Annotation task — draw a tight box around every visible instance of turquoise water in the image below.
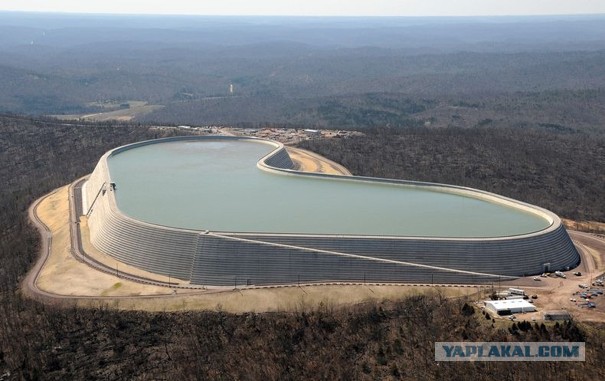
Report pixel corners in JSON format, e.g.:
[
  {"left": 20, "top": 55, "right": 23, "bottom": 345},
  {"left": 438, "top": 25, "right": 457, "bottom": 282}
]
[{"left": 107, "top": 139, "right": 551, "bottom": 237}]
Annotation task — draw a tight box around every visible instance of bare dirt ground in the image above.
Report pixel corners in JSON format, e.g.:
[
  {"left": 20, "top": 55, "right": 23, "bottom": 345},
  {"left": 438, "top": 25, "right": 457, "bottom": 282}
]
[
  {"left": 54, "top": 101, "right": 163, "bottom": 122},
  {"left": 562, "top": 218, "right": 605, "bottom": 235},
  {"left": 488, "top": 231, "right": 605, "bottom": 322},
  {"left": 32, "top": 187, "right": 170, "bottom": 297},
  {"left": 79, "top": 285, "right": 470, "bottom": 313},
  {"left": 286, "top": 146, "right": 352, "bottom": 175}
]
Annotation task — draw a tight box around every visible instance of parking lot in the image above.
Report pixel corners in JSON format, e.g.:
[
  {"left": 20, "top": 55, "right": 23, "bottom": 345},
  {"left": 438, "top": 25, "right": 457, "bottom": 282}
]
[{"left": 493, "top": 231, "right": 605, "bottom": 321}]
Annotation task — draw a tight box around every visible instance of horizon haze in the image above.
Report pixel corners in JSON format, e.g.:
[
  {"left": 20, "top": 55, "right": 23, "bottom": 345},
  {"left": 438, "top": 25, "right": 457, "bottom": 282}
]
[{"left": 1, "top": 0, "right": 605, "bottom": 17}]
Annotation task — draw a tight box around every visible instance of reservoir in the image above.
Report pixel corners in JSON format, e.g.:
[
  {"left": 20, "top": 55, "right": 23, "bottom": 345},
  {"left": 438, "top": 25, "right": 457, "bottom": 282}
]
[{"left": 106, "top": 139, "right": 551, "bottom": 237}]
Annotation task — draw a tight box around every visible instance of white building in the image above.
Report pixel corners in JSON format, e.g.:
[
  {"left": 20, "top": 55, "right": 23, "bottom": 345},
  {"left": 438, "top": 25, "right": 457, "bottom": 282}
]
[
  {"left": 304, "top": 129, "right": 321, "bottom": 136},
  {"left": 484, "top": 299, "right": 536, "bottom": 316}
]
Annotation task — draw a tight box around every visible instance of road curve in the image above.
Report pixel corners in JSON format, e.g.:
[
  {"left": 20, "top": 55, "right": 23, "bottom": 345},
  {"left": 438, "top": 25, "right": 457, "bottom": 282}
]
[
  {"left": 23, "top": 190, "right": 57, "bottom": 302},
  {"left": 569, "top": 231, "right": 605, "bottom": 275},
  {"left": 24, "top": 179, "right": 208, "bottom": 304},
  {"left": 286, "top": 146, "right": 352, "bottom": 176},
  {"left": 68, "top": 178, "right": 199, "bottom": 289}
]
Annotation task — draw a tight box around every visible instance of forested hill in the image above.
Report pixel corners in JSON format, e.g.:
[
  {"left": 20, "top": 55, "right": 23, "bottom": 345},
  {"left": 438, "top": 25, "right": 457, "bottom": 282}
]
[
  {"left": 0, "top": 13, "right": 604, "bottom": 125},
  {"left": 298, "top": 126, "right": 605, "bottom": 223},
  {"left": 0, "top": 116, "right": 177, "bottom": 289}
]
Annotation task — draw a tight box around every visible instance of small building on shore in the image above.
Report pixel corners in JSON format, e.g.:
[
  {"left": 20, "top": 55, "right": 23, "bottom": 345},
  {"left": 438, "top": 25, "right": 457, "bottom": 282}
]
[{"left": 485, "top": 299, "right": 536, "bottom": 316}]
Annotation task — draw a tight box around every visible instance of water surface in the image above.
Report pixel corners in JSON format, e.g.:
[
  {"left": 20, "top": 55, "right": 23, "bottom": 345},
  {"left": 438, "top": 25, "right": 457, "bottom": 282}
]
[{"left": 107, "top": 140, "right": 550, "bottom": 237}]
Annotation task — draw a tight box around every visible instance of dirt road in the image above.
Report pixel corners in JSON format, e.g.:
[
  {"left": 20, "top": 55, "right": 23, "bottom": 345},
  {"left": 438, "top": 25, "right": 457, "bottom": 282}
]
[{"left": 286, "top": 147, "right": 351, "bottom": 175}]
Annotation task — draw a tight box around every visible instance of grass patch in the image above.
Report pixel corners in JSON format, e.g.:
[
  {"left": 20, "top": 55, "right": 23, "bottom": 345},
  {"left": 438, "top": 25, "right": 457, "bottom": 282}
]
[{"left": 101, "top": 282, "right": 123, "bottom": 296}]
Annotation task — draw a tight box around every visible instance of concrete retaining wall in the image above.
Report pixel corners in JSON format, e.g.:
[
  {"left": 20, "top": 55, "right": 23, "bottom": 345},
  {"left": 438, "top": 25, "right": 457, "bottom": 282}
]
[{"left": 83, "top": 136, "right": 580, "bottom": 286}]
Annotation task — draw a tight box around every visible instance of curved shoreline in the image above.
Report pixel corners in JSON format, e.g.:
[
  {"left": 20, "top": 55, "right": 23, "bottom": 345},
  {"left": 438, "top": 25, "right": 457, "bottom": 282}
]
[
  {"left": 99, "top": 136, "right": 560, "bottom": 240},
  {"left": 82, "top": 136, "right": 580, "bottom": 286}
]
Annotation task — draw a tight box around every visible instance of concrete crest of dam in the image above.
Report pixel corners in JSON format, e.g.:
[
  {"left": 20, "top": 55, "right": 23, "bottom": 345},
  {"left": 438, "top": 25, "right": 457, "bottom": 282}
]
[{"left": 82, "top": 136, "right": 580, "bottom": 286}]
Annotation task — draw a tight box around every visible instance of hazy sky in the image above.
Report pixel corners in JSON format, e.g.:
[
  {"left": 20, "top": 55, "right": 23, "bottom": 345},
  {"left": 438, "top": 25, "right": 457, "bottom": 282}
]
[{"left": 1, "top": 0, "right": 605, "bottom": 17}]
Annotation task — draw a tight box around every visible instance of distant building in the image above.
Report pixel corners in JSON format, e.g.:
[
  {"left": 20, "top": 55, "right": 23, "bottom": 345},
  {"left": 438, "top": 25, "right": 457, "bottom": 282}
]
[
  {"left": 304, "top": 129, "right": 320, "bottom": 136},
  {"left": 484, "top": 299, "right": 536, "bottom": 316},
  {"left": 543, "top": 310, "right": 572, "bottom": 321}
]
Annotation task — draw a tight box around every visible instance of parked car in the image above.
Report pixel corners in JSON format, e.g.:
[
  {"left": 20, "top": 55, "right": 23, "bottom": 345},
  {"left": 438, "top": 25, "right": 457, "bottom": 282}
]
[{"left": 573, "top": 271, "right": 582, "bottom": 276}]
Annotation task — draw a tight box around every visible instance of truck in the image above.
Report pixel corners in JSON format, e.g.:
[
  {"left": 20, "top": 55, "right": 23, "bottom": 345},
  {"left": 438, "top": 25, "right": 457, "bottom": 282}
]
[
  {"left": 506, "top": 295, "right": 525, "bottom": 300},
  {"left": 555, "top": 271, "right": 566, "bottom": 278},
  {"left": 508, "top": 288, "right": 525, "bottom": 296}
]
